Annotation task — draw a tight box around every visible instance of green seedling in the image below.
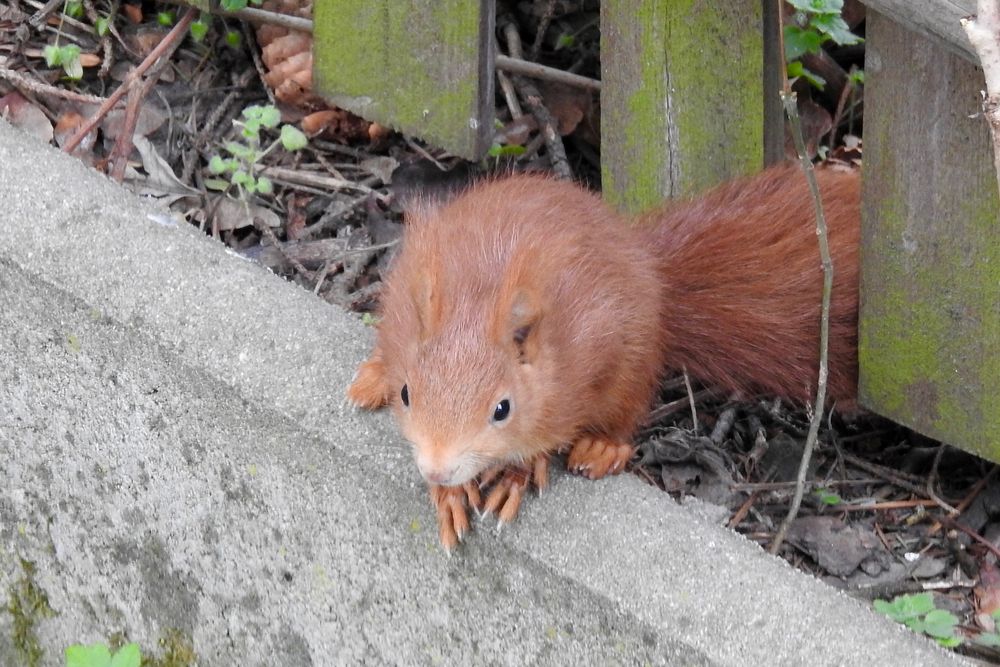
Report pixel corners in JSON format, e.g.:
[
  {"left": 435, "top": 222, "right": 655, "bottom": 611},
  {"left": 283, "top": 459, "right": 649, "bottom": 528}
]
[
  {"left": 207, "top": 104, "right": 308, "bottom": 200},
  {"left": 43, "top": 43, "right": 83, "bottom": 80},
  {"left": 224, "top": 30, "right": 242, "bottom": 48},
  {"left": 814, "top": 488, "right": 841, "bottom": 505},
  {"left": 784, "top": 0, "right": 862, "bottom": 90},
  {"left": 156, "top": 11, "right": 175, "bottom": 26},
  {"left": 65, "top": 642, "right": 141, "bottom": 667},
  {"left": 64, "top": 0, "right": 84, "bottom": 18},
  {"left": 874, "top": 592, "right": 963, "bottom": 648},
  {"left": 220, "top": 0, "right": 263, "bottom": 11},
  {"left": 487, "top": 143, "right": 526, "bottom": 158},
  {"left": 94, "top": 16, "right": 110, "bottom": 37},
  {"left": 189, "top": 17, "right": 210, "bottom": 42}
]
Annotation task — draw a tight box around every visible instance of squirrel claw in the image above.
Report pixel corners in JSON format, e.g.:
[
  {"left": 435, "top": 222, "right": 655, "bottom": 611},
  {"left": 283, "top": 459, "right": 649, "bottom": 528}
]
[
  {"left": 430, "top": 483, "right": 473, "bottom": 551},
  {"left": 566, "top": 436, "right": 634, "bottom": 480}
]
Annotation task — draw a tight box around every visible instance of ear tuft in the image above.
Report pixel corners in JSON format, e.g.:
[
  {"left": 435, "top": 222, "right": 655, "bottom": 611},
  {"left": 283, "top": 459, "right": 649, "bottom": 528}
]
[{"left": 507, "top": 289, "right": 542, "bottom": 363}]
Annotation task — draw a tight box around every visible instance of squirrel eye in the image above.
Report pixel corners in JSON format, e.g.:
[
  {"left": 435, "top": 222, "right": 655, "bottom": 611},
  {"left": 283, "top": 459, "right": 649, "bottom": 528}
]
[
  {"left": 400, "top": 384, "right": 410, "bottom": 407},
  {"left": 492, "top": 398, "right": 511, "bottom": 423}
]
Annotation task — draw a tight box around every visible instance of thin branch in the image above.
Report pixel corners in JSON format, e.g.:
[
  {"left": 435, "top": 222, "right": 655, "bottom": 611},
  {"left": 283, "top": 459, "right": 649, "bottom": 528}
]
[
  {"left": 962, "top": 0, "right": 1000, "bottom": 197},
  {"left": 62, "top": 9, "right": 197, "bottom": 155},
  {"left": 768, "top": 90, "right": 834, "bottom": 556}
]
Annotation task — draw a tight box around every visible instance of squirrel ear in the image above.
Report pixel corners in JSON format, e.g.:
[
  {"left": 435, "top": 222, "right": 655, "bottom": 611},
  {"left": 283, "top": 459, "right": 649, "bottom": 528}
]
[
  {"left": 506, "top": 288, "right": 542, "bottom": 363},
  {"left": 410, "top": 263, "right": 443, "bottom": 341}
]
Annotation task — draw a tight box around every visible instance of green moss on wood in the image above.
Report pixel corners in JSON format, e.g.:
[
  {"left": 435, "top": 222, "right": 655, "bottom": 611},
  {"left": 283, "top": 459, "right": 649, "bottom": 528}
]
[
  {"left": 859, "top": 14, "right": 1000, "bottom": 461},
  {"left": 602, "top": 0, "right": 764, "bottom": 213},
  {"left": 313, "top": 0, "right": 490, "bottom": 159}
]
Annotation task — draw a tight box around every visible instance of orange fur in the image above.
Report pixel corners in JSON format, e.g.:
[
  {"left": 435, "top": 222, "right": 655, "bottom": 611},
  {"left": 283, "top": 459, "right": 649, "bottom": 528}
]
[
  {"left": 644, "top": 163, "right": 860, "bottom": 404},
  {"left": 348, "top": 164, "right": 861, "bottom": 537}
]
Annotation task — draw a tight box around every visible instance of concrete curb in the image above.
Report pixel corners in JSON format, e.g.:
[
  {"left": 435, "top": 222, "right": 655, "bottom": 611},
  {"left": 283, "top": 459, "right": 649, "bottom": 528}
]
[{"left": 0, "top": 120, "right": 959, "bottom": 665}]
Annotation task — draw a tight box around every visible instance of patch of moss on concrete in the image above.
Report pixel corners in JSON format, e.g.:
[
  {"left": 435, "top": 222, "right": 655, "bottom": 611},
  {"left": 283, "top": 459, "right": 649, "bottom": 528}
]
[
  {"left": 6, "top": 558, "right": 54, "bottom": 667},
  {"left": 140, "top": 628, "right": 196, "bottom": 667}
]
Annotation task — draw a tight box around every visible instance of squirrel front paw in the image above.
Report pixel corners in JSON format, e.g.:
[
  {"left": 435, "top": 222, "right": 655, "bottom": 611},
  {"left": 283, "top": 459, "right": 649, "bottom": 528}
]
[
  {"left": 429, "top": 481, "right": 482, "bottom": 551},
  {"left": 566, "top": 436, "right": 634, "bottom": 479},
  {"left": 347, "top": 349, "right": 390, "bottom": 409},
  {"left": 480, "top": 455, "right": 550, "bottom": 525}
]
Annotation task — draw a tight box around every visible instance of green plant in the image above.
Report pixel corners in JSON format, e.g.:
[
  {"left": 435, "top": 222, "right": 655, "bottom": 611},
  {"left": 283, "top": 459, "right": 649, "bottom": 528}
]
[
  {"left": 874, "top": 592, "right": 963, "bottom": 648},
  {"left": 43, "top": 43, "right": 82, "bottom": 80},
  {"left": 189, "top": 17, "right": 210, "bottom": 42},
  {"left": 65, "top": 642, "right": 141, "bottom": 667},
  {"left": 814, "top": 488, "right": 841, "bottom": 505},
  {"left": 156, "top": 11, "right": 175, "bottom": 27},
  {"left": 784, "top": 0, "right": 862, "bottom": 90},
  {"left": 94, "top": 16, "right": 110, "bottom": 37},
  {"left": 64, "top": 0, "right": 83, "bottom": 18},
  {"left": 220, "top": 0, "right": 262, "bottom": 11},
  {"left": 487, "top": 143, "right": 526, "bottom": 159},
  {"left": 207, "top": 104, "right": 308, "bottom": 198},
  {"left": 224, "top": 30, "right": 242, "bottom": 48}
]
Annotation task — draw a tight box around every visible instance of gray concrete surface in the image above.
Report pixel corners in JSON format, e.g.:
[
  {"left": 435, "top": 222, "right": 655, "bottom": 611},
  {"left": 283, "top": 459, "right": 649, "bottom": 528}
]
[{"left": 0, "top": 119, "right": 960, "bottom": 665}]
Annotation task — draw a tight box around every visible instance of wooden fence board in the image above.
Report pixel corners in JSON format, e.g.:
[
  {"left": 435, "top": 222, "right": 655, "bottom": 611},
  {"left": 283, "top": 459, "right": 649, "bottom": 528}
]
[
  {"left": 600, "top": 0, "right": 765, "bottom": 212},
  {"left": 859, "top": 12, "right": 1000, "bottom": 460},
  {"left": 859, "top": 0, "right": 977, "bottom": 64},
  {"left": 312, "top": 0, "right": 495, "bottom": 160}
]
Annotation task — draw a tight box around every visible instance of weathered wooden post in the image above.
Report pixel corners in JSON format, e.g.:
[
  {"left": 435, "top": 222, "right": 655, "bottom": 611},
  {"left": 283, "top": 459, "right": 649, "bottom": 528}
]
[{"left": 859, "top": 3, "right": 1000, "bottom": 459}]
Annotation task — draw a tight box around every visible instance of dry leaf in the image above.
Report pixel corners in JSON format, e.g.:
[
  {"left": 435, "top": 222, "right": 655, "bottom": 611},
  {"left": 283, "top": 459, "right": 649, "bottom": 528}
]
[
  {"left": 209, "top": 195, "right": 281, "bottom": 231},
  {"left": 0, "top": 92, "right": 53, "bottom": 143}
]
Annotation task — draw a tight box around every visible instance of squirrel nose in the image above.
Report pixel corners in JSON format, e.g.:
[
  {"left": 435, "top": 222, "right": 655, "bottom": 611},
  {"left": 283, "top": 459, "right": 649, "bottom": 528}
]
[{"left": 417, "top": 458, "right": 458, "bottom": 486}]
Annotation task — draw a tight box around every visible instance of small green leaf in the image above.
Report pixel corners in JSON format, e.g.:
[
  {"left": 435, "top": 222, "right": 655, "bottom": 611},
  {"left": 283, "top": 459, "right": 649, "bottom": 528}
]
[
  {"left": 810, "top": 13, "right": 862, "bottom": 46},
  {"left": 205, "top": 178, "right": 230, "bottom": 191},
  {"left": 61, "top": 45, "right": 83, "bottom": 80},
  {"left": 279, "top": 124, "right": 307, "bottom": 150},
  {"left": 208, "top": 155, "right": 228, "bottom": 174},
  {"left": 189, "top": 17, "right": 210, "bottom": 42},
  {"left": 848, "top": 69, "right": 865, "bottom": 85},
  {"left": 258, "top": 106, "right": 281, "bottom": 129},
  {"left": 487, "top": 144, "right": 527, "bottom": 158},
  {"left": 786, "top": 0, "right": 842, "bottom": 13},
  {"left": 815, "top": 489, "right": 842, "bottom": 505},
  {"left": 66, "top": 643, "right": 112, "bottom": 667},
  {"left": 224, "top": 30, "right": 242, "bottom": 48},
  {"left": 976, "top": 632, "right": 1000, "bottom": 647},
  {"left": 109, "top": 643, "right": 141, "bottom": 667},
  {"left": 255, "top": 176, "right": 273, "bottom": 195},
  {"left": 156, "top": 11, "right": 175, "bottom": 26},
  {"left": 936, "top": 635, "right": 963, "bottom": 648},
  {"left": 224, "top": 141, "right": 255, "bottom": 161},
  {"left": 231, "top": 170, "right": 253, "bottom": 188},
  {"left": 64, "top": 0, "right": 84, "bottom": 18},
  {"left": 95, "top": 16, "right": 109, "bottom": 36},
  {"left": 219, "top": 0, "right": 247, "bottom": 10},
  {"left": 787, "top": 61, "right": 826, "bottom": 90},
  {"left": 922, "top": 609, "right": 959, "bottom": 639},
  {"left": 555, "top": 34, "right": 575, "bottom": 50},
  {"left": 43, "top": 44, "right": 62, "bottom": 67},
  {"left": 783, "top": 25, "right": 826, "bottom": 59}
]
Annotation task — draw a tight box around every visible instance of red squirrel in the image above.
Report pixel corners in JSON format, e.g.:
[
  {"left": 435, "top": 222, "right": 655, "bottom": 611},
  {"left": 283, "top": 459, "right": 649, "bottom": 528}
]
[{"left": 348, "top": 163, "right": 861, "bottom": 548}]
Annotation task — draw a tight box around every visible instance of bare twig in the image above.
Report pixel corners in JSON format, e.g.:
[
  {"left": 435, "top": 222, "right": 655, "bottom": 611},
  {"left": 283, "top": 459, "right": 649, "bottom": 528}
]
[
  {"left": 962, "top": 0, "right": 1000, "bottom": 195},
  {"left": 501, "top": 20, "right": 572, "bottom": 180},
  {"left": 0, "top": 68, "right": 106, "bottom": 104},
  {"left": 496, "top": 55, "right": 601, "bottom": 93},
  {"left": 682, "top": 366, "right": 699, "bottom": 432},
  {"left": 769, "top": 90, "right": 834, "bottom": 556},
  {"left": 62, "top": 9, "right": 197, "bottom": 155}
]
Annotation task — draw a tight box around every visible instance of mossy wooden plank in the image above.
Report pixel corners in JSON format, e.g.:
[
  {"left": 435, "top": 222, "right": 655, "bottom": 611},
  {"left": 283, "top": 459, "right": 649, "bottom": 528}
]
[
  {"left": 859, "top": 12, "right": 1000, "bottom": 460},
  {"left": 312, "top": 0, "right": 494, "bottom": 160},
  {"left": 600, "top": 0, "right": 766, "bottom": 213}
]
